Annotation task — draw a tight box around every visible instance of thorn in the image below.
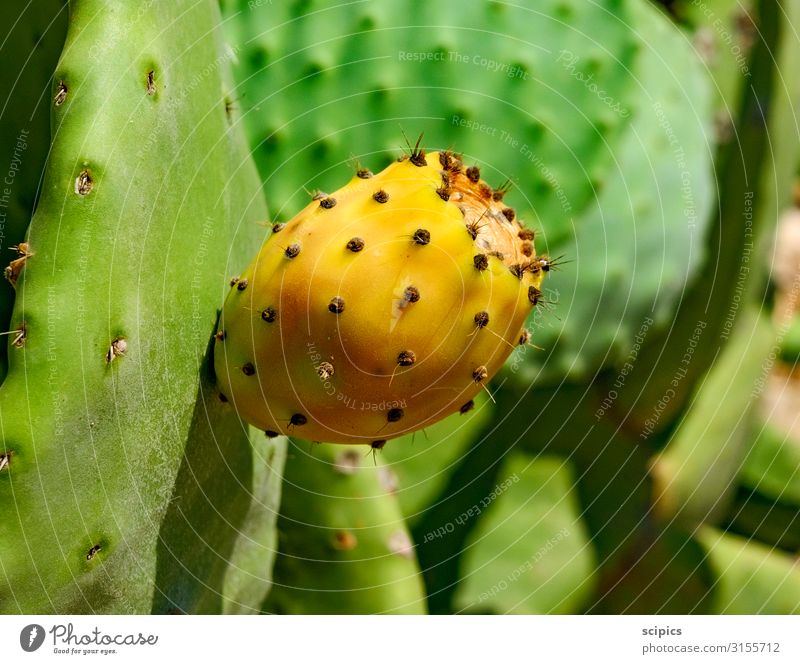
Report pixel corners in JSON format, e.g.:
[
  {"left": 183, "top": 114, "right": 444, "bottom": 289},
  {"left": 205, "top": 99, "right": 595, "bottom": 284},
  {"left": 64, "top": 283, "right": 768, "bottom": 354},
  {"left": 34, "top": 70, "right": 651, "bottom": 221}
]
[
  {"left": 75, "top": 169, "right": 93, "bottom": 196},
  {"left": 474, "top": 311, "right": 490, "bottom": 328},
  {"left": 397, "top": 350, "right": 416, "bottom": 366},
  {"left": 370, "top": 439, "right": 386, "bottom": 463},
  {"left": 403, "top": 286, "right": 420, "bottom": 303},
  {"left": 346, "top": 237, "right": 365, "bottom": 252},
  {"left": 401, "top": 129, "right": 426, "bottom": 166},
  {"left": 485, "top": 326, "right": 516, "bottom": 350},
  {"left": 539, "top": 254, "right": 570, "bottom": 272},
  {"left": 388, "top": 364, "right": 399, "bottom": 387},
  {"left": 492, "top": 178, "right": 513, "bottom": 201},
  {"left": 473, "top": 254, "right": 489, "bottom": 271},
  {"left": 5, "top": 243, "right": 32, "bottom": 287},
  {"left": 472, "top": 365, "right": 488, "bottom": 382},
  {"left": 328, "top": 296, "right": 345, "bottom": 314},
  {"left": 106, "top": 337, "right": 127, "bottom": 364},
  {"left": 54, "top": 80, "right": 68, "bottom": 106},
  {"left": 412, "top": 228, "right": 431, "bottom": 245},
  {"left": 290, "top": 413, "right": 307, "bottom": 426},
  {"left": 465, "top": 165, "right": 480, "bottom": 183},
  {"left": 146, "top": 70, "right": 156, "bottom": 96}
]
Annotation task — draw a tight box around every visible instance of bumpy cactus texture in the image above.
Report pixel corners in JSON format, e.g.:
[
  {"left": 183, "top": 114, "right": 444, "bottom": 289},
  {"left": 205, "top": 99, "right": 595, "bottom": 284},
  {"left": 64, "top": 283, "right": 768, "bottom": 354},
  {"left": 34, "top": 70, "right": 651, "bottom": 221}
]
[
  {"left": 216, "top": 150, "right": 544, "bottom": 444},
  {"left": 264, "top": 440, "right": 426, "bottom": 614},
  {"left": 221, "top": 0, "right": 714, "bottom": 382},
  {"left": 0, "top": 0, "right": 269, "bottom": 612}
]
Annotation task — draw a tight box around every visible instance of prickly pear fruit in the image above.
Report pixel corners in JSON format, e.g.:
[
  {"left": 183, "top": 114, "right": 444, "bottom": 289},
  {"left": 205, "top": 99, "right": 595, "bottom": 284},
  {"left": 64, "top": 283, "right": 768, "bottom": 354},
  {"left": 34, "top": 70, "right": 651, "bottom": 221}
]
[{"left": 216, "top": 148, "right": 546, "bottom": 445}]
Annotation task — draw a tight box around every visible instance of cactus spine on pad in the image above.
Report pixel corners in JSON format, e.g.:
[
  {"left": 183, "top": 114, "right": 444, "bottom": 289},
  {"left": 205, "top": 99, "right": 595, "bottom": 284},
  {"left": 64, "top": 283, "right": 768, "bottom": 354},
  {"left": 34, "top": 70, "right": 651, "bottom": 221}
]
[
  {"left": 264, "top": 440, "right": 427, "bottom": 614},
  {"left": 215, "top": 149, "right": 545, "bottom": 444},
  {"left": 0, "top": 0, "right": 268, "bottom": 612}
]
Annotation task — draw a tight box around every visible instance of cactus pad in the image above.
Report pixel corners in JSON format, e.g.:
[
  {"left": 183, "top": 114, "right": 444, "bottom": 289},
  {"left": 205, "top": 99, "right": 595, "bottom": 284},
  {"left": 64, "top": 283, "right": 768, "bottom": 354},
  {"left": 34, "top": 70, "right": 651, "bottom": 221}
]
[
  {"left": 0, "top": 0, "right": 267, "bottom": 612},
  {"left": 264, "top": 439, "right": 426, "bottom": 614}
]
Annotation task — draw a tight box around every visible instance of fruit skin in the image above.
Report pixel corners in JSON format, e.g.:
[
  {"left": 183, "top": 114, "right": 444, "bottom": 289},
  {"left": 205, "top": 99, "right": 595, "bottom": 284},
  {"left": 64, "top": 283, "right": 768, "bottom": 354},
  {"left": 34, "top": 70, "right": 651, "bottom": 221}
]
[
  {"left": 216, "top": 150, "right": 545, "bottom": 444},
  {"left": 264, "top": 439, "right": 426, "bottom": 614},
  {"left": 0, "top": 0, "right": 267, "bottom": 612}
]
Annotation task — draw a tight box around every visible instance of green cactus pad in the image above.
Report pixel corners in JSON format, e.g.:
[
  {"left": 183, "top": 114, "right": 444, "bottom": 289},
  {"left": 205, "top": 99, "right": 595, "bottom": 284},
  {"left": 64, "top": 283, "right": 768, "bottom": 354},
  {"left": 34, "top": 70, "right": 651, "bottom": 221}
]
[
  {"left": 740, "top": 418, "right": 800, "bottom": 506},
  {"left": 0, "top": 0, "right": 268, "bottom": 613},
  {"left": 264, "top": 440, "right": 427, "bottom": 614},
  {"left": 0, "top": 1, "right": 68, "bottom": 380},
  {"left": 650, "top": 309, "right": 776, "bottom": 524},
  {"left": 221, "top": 431, "right": 287, "bottom": 614},
  {"left": 453, "top": 454, "right": 594, "bottom": 614},
  {"left": 700, "top": 527, "right": 800, "bottom": 614}
]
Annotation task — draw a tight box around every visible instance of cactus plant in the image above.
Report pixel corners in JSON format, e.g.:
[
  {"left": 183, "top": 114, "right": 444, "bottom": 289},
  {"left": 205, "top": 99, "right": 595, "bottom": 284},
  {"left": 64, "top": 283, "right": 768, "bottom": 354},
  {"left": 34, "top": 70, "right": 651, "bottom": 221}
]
[
  {"left": 216, "top": 149, "right": 545, "bottom": 445},
  {"left": 264, "top": 439, "right": 426, "bottom": 614},
  {"left": 221, "top": 0, "right": 714, "bottom": 383},
  {"left": 0, "top": 0, "right": 796, "bottom": 619},
  {"left": 649, "top": 308, "right": 776, "bottom": 524},
  {"left": 0, "top": 0, "right": 271, "bottom": 613},
  {"left": 700, "top": 528, "right": 800, "bottom": 614},
  {"left": 0, "top": 1, "right": 68, "bottom": 380},
  {"left": 454, "top": 454, "right": 595, "bottom": 614}
]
